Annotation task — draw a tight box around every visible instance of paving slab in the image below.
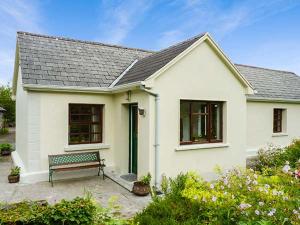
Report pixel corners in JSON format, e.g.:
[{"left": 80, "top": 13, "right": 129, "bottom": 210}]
[{"left": 0, "top": 156, "right": 150, "bottom": 218}]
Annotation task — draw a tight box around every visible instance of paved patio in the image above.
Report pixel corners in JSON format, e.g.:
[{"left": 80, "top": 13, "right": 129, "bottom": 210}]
[{"left": 0, "top": 156, "right": 150, "bottom": 218}]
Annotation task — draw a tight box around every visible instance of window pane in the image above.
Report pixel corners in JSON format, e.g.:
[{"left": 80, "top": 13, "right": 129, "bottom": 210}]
[
  {"left": 70, "top": 124, "right": 90, "bottom": 133},
  {"left": 70, "top": 105, "right": 91, "bottom": 114},
  {"left": 211, "top": 103, "right": 222, "bottom": 141},
  {"left": 191, "top": 114, "right": 208, "bottom": 143},
  {"left": 91, "top": 124, "right": 100, "bottom": 133},
  {"left": 192, "top": 102, "right": 207, "bottom": 114},
  {"left": 69, "top": 104, "right": 103, "bottom": 144},
  {"left": 180, "top": 101, "right": 223, "bottom": 145},
  {"left": 91, "top": 133, "right": 101, "bottom": 142},
  {"left": 180, "top": 102, "right": 190, "bottom": 142},
  {"left": 91, "top": 114, "right": 99, "bottom": 122},
  {"left": 91, "top": 106, "right": 100, "bottom": 114},
  {"left": 273, "top": 109, "right": 283, "bottom": 133},
  {"left": 71, "top": 115, "right": 91, "bottom": 122},
  {"left": 69, "top": 134, "right": 90, "bottom": 144}
]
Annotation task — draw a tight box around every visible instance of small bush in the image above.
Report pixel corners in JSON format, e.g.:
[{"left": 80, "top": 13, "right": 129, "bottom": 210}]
[
  {"left": 0, "top": 127, "right": 9, "bottom": 135},
  {"left": 254, "top": 140, "right": 300, "bottom": 172},
  {"left": 134, "top": 168, "right": 300, "bottom": 225},
  {"left": 0, "top": 195, "right": 128, "bottom": 225},
  {"left": 0, "top": 143, "right": 12, "bottom": 152}
]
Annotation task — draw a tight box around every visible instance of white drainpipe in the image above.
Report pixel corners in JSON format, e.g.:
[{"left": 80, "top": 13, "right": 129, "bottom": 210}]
[{"left": 140, "top": 85, "right": 160, "bottom": 188}]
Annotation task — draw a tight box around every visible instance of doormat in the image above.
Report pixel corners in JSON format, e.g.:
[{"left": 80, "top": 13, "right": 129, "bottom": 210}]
[{"left": 120, "top": 173, "right": 137, "bottom": 182}]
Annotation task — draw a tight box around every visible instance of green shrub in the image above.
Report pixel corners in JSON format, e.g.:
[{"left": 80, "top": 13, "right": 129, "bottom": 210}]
[
  {"left": 0, "top": 143, "right": 12, "bottom": 152},
  {"left": 0, "top": 195, "right": 128, "bottom": 225},
  {"left": 134, "top": 168, "right": 300, "bottom": 225},
  {"left": 49, "top": 197, "right": 96, "bottom": 224},
  {"left": 0, "top": 127, "right": 9, "bottom": 135},
  {"left": 0, "top": 200, "right": 50, "bottom": 224},
  {"left": 254, "top": 140, "right": 300, "bottom": 172}
]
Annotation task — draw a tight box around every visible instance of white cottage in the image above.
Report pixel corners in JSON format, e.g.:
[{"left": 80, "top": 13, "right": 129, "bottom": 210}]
[{"left": 12, "top": 32, "right": 300, "bottom": 185}]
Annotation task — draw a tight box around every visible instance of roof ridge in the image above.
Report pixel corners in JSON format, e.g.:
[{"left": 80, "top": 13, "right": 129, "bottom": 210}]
[
  {"left": 17, "top": 31, "right": 155, "bottom": 53},
  {"left": 133, "top": 32, "right": 206, "bottom": 63},
  {"left": 235, "top": 63, "right": 295, "bottom": 74},
  {"left": 158, "top": 32, "right": 206, "bottom": 52}
]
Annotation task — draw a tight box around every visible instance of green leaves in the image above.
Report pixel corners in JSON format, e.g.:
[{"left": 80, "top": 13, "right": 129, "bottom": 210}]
[
  {"left": 134, "top": 168, "right": 300, "bottom": 225},
  {"left": 0, "top": 196, "right": 128, "bottom": 225},
  {"left": 0, "top": 143, "right": 12, "bottom": 152},
  {"left": 254, "top": 140, "right": 300, "bottom": 172},
  {"left": 0, "top": 85, "right": 15, "bottom": 124}
]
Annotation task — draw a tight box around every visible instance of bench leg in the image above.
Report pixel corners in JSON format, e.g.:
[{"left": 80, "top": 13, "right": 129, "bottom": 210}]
[
  {"left": 102, "top": 168, "right": 105, "bottom": 180},
  {"left": 98, "top": 167, "right": 105, "bottom": 180},
  {"left": 49, "top": 170, "right": 53, "bottom": 187}
]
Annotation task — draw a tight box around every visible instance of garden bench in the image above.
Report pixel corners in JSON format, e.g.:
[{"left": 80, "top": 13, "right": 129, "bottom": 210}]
[{"left": 48, "top": 151, "right": 105, "bottom": 187}]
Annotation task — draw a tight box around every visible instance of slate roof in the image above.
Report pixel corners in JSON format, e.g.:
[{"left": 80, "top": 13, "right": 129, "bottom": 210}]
[
  {"left": 116, "top": 33, "right": 205, "bottom": 85},
  {"left": 17, "top": 32, "right": 300, "bottom": 101},
  {"left": 17, "top": 32, "right": 152, "bottom": 87},
  {"left": 236, "top": 64, "right": 300, "bottom": 100}
]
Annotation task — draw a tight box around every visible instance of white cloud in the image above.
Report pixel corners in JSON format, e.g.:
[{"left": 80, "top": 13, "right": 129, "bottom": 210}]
[
  {"left": 214, "top": 0, "right": 300, "bottom": 36},
  {"left": 157, "top": 30, "right": 184, "bottom": 49},
  {"left": 0, "top": 0, "right": 43, "bottom": 85},
  {"left": 96, "top": 0, "right": 153, "bottom": 44},
  {"left": 157, "top": 0, "right": 300, "bottom": 48}
]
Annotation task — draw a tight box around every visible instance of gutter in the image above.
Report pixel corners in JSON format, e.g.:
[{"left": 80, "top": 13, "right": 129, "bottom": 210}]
[
  {"left": 23, "top": 84, "right": 110, "bottom": 94},
  {"left": 139, "top": 85, "right": 160, "bottom": 188},
  {"left": 23, "top": 81, "right": 143, "bottom": 94},
  {"left": 247, "top": 96, "right": 300, "bottom": 104}
]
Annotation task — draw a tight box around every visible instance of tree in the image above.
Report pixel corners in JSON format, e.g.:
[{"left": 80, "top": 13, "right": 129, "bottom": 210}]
[{"left": 0, "top": 84, "right": 15, "bottom": 124}]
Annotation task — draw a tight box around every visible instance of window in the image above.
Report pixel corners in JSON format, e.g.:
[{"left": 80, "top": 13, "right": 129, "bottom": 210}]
[
  {"left": 180, "top": 100, "right": 222, "bottom": 145},
  {"left": 69, "top": 104, "right": 103, "bottom": 145},
  {"left": 273, "top": 108, "right": 283, "bottom": 133}
]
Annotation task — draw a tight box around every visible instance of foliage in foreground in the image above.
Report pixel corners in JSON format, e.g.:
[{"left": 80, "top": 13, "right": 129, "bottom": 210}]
[
  {"left": 253, "top": 140, "right": 300, "bottom": 173},
  {"left": 0, "top": 195, "right": 128, "bottom": 225},
  {"left": 134, "top": 167, "right": 300, "bottom": 225}
]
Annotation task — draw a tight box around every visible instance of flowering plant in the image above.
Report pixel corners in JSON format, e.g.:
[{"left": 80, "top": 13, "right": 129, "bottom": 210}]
[
  {"left": 254, "top": 140, "right": 300, "bottom": 173},
  {"left": 181, "top": 168, "right": 300, "bottom": 224},
  {"left": 135, "top": 167, "right": 300, "bottom": 224}
]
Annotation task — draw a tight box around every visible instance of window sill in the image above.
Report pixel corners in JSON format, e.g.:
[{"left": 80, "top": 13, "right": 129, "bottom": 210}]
[
  {"left": 64, "top": 143, "right": 110, "bottom": 152},
  {"left": 272, "top": 133, "right": 288, "bottom": 137},
  {"left": 175, "top": 143, "right": 230, "bottom": 151}
]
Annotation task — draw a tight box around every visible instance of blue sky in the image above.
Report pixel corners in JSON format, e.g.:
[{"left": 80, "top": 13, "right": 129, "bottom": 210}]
[{"left": 1, "top": 0, "right": 300, "bottom": 85}]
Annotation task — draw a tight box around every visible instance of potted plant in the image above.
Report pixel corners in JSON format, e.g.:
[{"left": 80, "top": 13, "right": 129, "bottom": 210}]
[
  {"left": 8, "top": 166, "right": 20, "bottom": 183},
  {"left": 132, "top": 173, "right": 151, "bottom": 196},
  {"left": 0, "top": 143, "right": 12, "bottom": 156}
]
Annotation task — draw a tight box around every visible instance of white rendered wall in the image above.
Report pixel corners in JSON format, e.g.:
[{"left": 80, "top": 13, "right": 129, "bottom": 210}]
[
  {"left": 15, "top": 67, "right": 29, "bottom": 171},
  {"left": 247, "top": 101, "right": 300, "bottom": 155},
  {"left": 148, "top": 40, "right": 249, "bottom": 180}
]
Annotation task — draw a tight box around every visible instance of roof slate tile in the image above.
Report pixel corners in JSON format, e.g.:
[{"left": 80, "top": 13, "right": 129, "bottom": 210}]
[
  {"left": 236, "top": 64, "right": 300, "bottom": 100},
  {"left": 17, "top": 32, "right": 300, "bottom": 101},
  {"left": 18, "top": 32, "right": 152, "bottom": 88}
]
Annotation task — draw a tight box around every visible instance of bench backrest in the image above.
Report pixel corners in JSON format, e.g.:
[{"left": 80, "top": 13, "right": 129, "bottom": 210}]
[{"left": 48, "top": 151, "right": 100, "bottom": 167}]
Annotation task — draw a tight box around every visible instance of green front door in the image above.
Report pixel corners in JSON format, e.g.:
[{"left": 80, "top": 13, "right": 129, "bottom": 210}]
[{"left": 129, "top": 104, "right": 138, "bottom": 174}]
